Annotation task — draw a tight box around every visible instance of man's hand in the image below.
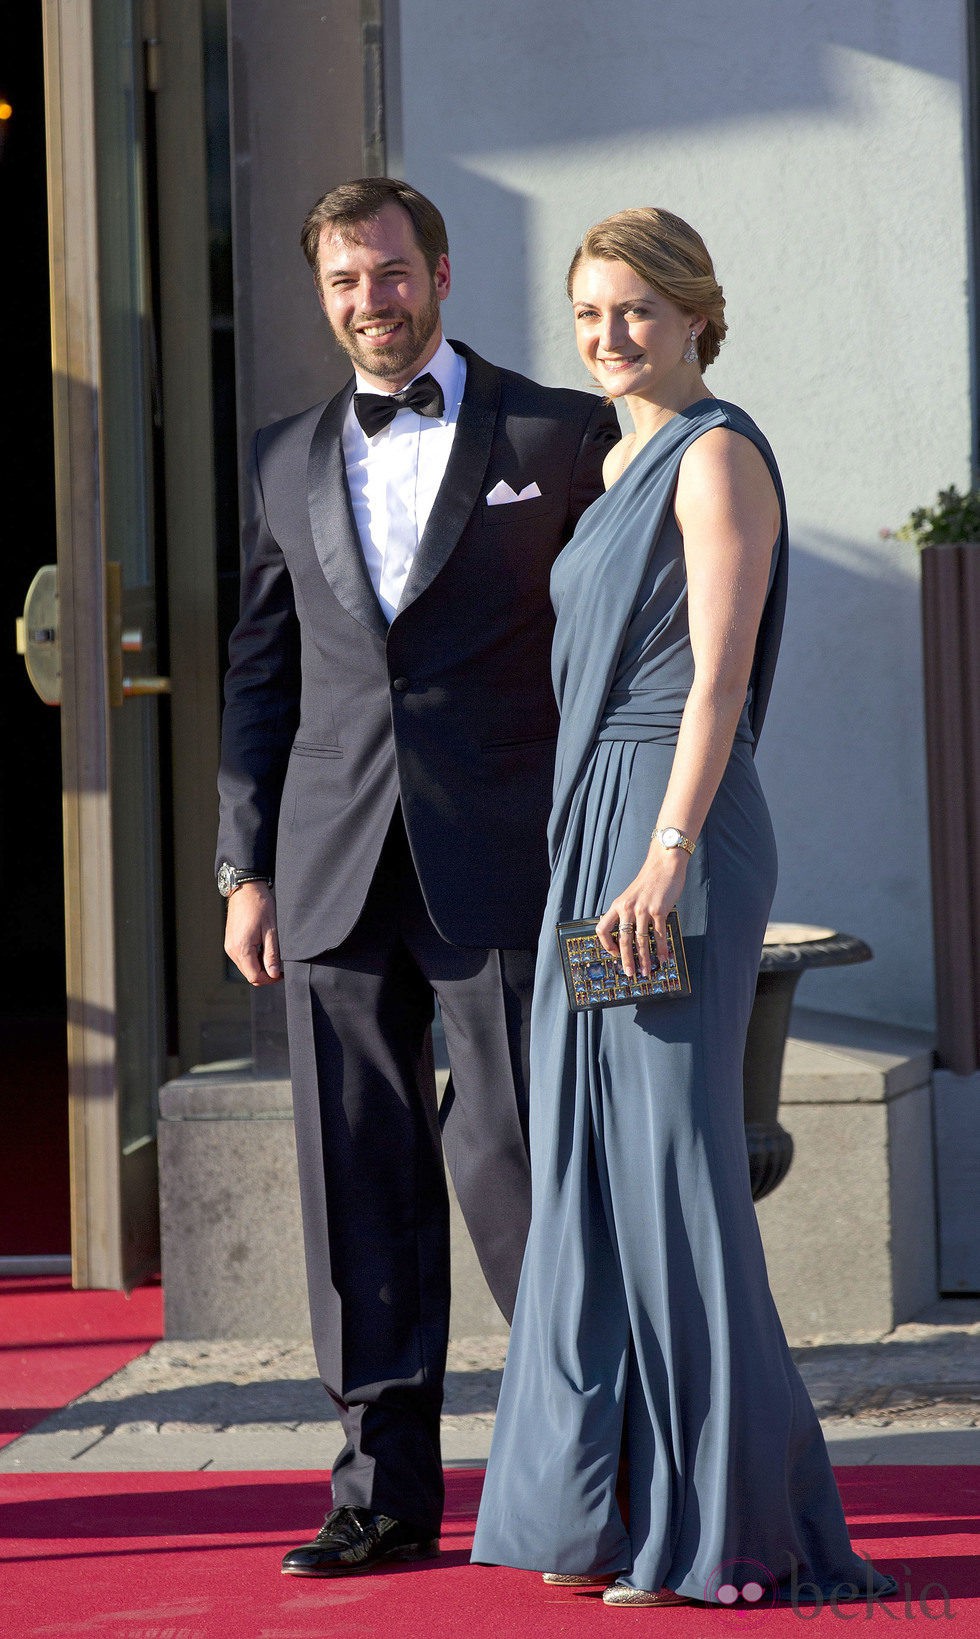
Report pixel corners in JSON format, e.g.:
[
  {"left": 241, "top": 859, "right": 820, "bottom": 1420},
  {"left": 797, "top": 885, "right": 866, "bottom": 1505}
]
[{"left": 224, "top": 881, "right": 282, "bottom": 985}]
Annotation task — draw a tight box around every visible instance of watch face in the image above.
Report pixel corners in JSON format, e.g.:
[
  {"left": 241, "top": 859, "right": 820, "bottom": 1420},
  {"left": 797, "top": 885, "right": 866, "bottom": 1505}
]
[
  {"left": 217, "top": 862, "right": 235, "bottom": 898},
  {"left": 661, "top": 828, "right": 681, "bottom": 848}
]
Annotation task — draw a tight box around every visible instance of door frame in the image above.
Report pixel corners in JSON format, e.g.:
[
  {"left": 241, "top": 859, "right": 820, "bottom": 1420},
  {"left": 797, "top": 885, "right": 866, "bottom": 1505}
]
[
  {"left": 43, "top": 0, "right": 160, "bottom": 1287},
  {"left": 152, "top": 0, "right": 246, "bottom": 1071}
]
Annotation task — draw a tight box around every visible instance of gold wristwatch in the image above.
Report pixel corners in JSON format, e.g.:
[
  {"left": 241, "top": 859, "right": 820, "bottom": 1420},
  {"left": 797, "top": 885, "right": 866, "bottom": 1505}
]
[{"left": 653, "top": 826, "right": 696, "bottom": 856}]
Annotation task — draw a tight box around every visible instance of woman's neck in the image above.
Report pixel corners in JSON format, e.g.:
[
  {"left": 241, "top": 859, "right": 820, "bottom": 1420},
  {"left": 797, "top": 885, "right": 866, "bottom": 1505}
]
[{"left": 625, "top": 381, "right": 714, "bottom": 452}]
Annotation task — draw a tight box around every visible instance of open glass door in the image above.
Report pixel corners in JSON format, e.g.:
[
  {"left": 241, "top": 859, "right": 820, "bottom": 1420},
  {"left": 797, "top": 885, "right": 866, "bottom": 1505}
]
[{"left": 38, "top": 0, "right": 168, "bottom": 1287}]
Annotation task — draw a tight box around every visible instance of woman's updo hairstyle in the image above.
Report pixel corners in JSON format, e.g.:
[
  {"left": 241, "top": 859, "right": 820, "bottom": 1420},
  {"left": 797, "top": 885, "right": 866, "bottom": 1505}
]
[{"left": 566, "top": 207, "right": 727, "bottom": 371}]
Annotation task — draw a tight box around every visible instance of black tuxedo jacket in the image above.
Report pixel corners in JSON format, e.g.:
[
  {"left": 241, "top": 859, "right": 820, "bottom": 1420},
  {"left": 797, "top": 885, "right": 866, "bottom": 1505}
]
[{"left": 216, "top": 341, "right": 620, "bottom": 957}]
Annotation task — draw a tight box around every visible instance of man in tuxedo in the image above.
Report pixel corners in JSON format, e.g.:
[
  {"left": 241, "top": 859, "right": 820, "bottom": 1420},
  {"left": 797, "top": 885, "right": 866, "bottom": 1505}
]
[{"left": 217, "top": 177, "right": 618, "bottom": 1576}]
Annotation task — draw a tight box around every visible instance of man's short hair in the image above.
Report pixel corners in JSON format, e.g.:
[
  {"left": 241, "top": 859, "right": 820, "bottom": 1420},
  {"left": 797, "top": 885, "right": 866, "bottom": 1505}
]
[{"left": 301, "top": 177, "right": 449, "bottom": 292}]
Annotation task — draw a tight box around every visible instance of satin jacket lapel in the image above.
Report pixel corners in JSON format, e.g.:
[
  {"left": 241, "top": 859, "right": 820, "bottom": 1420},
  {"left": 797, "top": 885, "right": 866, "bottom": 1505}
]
[
  {"left": 397, "top": 343, "right": 500, "bottom": 615},
  {"left": 307, "top": 383, "right": 389, "bottom": 642}
]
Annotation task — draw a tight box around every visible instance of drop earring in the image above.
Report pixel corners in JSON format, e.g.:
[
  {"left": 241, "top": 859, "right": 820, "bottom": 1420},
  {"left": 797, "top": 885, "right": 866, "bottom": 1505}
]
[{"left": 683, "top": 329, "right": 699, "bottom": 365}]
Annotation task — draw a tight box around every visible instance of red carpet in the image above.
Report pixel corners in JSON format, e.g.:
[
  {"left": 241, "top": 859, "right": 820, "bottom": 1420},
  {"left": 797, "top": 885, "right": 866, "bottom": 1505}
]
[
  {"left": 0, "top": 1276, "right": 162, "bottom": 1445},
  {"left": 1, "top": 1467, "right": 977, "bottom": 1637}
]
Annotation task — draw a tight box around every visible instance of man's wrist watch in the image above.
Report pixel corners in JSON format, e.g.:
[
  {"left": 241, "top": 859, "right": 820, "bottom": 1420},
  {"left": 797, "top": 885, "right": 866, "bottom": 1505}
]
[
  {"left": 653, "top": 826, "right": 697, "bottom": 857},
  {"left": 217, "top": 863, "right": 273, "bottom": 899}
]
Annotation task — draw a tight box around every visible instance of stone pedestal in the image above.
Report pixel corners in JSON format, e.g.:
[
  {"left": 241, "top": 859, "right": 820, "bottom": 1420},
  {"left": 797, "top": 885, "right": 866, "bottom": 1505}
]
[
  {"left": 755, "top": 1008, "right": 937, "bottom": 1343},
  {"left": 158, "top": 1059, "right": 503, "bottom": 1341},
  {"left": 159, "top": 1007, "right": 938, "bottom": 1343},
  {"left": 158, "top": 1072, "right": 311, "bottom": 1340}
]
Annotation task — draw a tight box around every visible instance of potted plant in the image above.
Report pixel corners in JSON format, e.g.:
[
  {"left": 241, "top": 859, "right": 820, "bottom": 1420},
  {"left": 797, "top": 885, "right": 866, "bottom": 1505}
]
[
  {"left": 885, "top": 486, "right": 980, "bottom": 1074},
  {"left": 886, "top": 484, "right": 980, "bottom": 549}
]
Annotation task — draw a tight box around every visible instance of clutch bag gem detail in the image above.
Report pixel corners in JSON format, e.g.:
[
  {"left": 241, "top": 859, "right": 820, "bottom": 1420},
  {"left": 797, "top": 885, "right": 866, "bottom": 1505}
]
[{"left": 556, "top": 910, "right": 691, "bottom": 1012}]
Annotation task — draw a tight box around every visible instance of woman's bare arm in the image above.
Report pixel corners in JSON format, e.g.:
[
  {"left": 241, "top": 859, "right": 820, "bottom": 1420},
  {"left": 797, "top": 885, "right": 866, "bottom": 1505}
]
[{"left": 596, "top": 426, "right": 780, "bottom": 976}]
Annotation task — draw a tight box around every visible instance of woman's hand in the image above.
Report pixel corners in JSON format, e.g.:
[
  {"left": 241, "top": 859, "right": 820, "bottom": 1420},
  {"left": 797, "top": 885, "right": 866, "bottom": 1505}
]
[{"left": 595, "top": 844, "right": 690, "bottom": 979}]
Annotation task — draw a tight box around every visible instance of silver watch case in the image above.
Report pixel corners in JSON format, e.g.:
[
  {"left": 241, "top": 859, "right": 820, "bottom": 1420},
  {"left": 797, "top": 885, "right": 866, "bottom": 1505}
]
[{"left": 217, "top": 862, "right": 270, "bottom": 898}]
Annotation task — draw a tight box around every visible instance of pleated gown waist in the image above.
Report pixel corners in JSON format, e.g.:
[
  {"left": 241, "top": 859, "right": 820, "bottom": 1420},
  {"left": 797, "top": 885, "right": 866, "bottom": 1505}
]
[{"left": 595, "top": 688, "right": 755, "bottom": 745}]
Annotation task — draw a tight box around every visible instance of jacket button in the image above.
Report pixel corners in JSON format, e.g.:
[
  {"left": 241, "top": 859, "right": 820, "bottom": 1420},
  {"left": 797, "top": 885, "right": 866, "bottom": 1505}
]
[{"left": 392, "top": 676, "right": 409, "bottom": 692}]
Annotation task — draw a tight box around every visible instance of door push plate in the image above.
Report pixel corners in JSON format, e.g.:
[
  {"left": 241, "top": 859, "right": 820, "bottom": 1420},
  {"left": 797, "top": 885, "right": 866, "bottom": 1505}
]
[{"left": 15, "top": 565, "right": 60, "bottom": 705}]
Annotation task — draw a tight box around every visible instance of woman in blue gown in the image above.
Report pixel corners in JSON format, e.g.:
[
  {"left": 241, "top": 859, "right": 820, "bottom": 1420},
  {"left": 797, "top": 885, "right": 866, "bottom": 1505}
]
[{"left": 471, "top": 208, "right": 896, "bottom": 1610}]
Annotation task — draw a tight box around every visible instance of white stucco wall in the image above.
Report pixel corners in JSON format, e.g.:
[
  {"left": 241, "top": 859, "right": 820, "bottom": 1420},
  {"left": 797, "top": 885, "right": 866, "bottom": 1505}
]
[{"left": 391, "top": 0, "right": 973, "bottom": 1030}]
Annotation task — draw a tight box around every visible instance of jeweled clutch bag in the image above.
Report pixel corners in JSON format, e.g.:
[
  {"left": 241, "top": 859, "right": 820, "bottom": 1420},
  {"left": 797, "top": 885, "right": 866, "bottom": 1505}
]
[{"left": 555, "top": 911, "right": 691, "bottom": 1012}]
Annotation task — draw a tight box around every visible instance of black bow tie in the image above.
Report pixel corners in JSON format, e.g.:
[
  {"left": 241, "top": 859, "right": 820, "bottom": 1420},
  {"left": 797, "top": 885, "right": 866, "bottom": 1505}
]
[{"left": 353, "top": 373, "right": 445, "bottom": 437}]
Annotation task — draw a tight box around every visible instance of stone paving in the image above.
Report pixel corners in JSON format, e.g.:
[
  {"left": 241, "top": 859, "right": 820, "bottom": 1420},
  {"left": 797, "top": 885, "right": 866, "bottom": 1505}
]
[
  {"left": 798, "top": 1304, "right": 980, "bottom": 1427},
  {"left": 3, "top": 1303, "right": 980, "bottom": 1473},
  {"left": 0, "top": 1335, "right": 509, "bottom": 1473}
]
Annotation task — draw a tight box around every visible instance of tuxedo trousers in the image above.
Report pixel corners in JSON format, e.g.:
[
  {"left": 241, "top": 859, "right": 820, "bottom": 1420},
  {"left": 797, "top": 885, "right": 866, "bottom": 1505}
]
[{"left": 284, "top": 806, "right": 535, "bottom": 1533}]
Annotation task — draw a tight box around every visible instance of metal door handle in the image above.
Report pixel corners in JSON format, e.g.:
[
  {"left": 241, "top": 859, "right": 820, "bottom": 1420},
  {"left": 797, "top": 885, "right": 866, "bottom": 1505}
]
[
  {"left": 105, "top": 562, "right": 170, "bottom": 705},
  {"left": 122, "top": 676, "right": 171, "bottom": 696},
  {"left": 16, "top": 563, "right": 171, "bottom": 707}
]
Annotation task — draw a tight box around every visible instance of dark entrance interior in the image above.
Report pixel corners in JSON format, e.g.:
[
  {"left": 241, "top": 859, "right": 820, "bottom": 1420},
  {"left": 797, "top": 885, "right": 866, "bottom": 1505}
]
[{"left": 1, "top": 4, "right": 70, "bottom": 1258}]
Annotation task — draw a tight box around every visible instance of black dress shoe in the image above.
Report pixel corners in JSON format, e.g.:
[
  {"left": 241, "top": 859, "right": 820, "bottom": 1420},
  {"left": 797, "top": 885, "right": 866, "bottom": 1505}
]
[{"left": 280, "top": 1505, "right": 439, "bottom": 1577}]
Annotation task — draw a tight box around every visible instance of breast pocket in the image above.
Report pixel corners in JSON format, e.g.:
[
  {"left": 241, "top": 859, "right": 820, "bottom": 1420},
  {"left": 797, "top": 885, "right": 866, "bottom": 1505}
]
[{"left": 482, "top": 495, "right": 560, "bottom": 529}]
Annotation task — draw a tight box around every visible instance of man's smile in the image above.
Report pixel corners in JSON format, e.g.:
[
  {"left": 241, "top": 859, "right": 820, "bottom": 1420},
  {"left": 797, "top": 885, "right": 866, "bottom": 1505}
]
[{"left": 357, "top": 320, "right": 403, "bottom": 339}]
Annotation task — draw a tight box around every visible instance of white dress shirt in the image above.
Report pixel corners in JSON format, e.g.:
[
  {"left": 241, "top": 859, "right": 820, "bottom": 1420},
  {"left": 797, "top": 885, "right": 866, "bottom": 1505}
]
[{"left": 342, "top": 336, "right": 467, "bottom": 623}]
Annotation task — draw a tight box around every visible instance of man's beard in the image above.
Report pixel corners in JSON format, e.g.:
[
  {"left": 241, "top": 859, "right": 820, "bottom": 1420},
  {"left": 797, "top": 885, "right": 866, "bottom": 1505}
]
[{"left": 333, "top": 284, "right": 441, "bottom": 382}]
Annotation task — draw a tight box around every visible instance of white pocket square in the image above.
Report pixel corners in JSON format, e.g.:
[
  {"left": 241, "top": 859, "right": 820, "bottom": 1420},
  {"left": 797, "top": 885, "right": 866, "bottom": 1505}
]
[{"left": 485, "top": 479, "right": 543, "bottom": 506}]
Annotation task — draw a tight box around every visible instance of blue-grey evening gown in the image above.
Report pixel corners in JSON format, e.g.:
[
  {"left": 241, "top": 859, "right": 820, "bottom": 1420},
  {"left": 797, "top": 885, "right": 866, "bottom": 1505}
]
[{"left": 471, "top": 400, "right": 894, "bottom": 1604}]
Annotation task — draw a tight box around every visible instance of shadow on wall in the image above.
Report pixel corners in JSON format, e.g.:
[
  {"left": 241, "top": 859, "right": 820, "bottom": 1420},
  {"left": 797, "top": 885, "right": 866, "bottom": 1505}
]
[
  {"left": 756, "top": 530, "right": 931, "bottom": 1031},
  {"left": 394, "top": 0, "right": 960, "bottom": 381},
  {"left": 428, "top": 166, "right": 533, "bottom": 376},
  {"left": 394, "top": 0, "right": 957, "bottom": 154}
]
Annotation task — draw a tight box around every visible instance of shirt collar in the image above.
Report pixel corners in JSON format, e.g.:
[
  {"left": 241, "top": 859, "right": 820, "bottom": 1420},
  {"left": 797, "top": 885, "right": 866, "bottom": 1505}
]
[{"left": 352, "top": 335, "right": 463, "bottom": 418}]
